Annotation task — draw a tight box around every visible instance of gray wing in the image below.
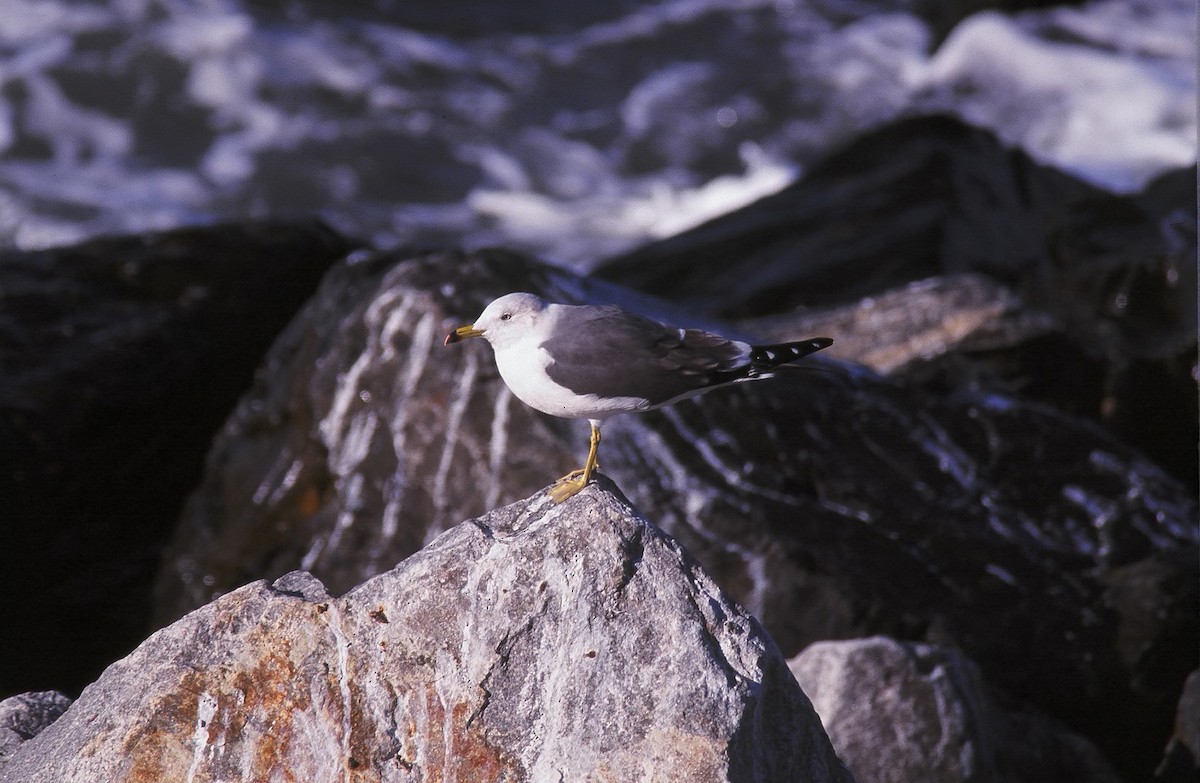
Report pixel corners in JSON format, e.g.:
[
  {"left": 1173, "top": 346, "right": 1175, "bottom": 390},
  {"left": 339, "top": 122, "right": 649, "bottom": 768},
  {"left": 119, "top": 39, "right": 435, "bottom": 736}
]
[{"left": 540, "top": 305, "right": 750, "bottom": 406}]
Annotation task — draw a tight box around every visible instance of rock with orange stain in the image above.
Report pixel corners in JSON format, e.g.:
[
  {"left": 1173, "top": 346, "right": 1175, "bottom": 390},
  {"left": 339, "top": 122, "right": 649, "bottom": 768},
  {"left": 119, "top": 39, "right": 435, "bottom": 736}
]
[
  {"left": 0, "top": 481, "right": 853, "bottom": 783},
  {"left": 148, "top": 244, "right": 1198, "bottom": 783}
]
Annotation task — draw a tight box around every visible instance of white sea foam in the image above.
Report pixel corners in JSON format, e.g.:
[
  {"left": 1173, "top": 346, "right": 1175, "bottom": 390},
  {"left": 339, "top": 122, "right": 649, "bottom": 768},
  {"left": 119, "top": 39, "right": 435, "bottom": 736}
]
[
  {"left": 0, "top": 0, "right": 111, "bottom": 44},
  {"left": 467, "top": 142, "right": 795, "bottom": 269},
  {"left": 915, "top": 4, "right": 1195, "bottom": 191},
  {"left": 0, "top": 0, "right": 1191, "bottom": 255},
  {"left": 796, "top": 0, "right": 1195, "bottom": 193}
]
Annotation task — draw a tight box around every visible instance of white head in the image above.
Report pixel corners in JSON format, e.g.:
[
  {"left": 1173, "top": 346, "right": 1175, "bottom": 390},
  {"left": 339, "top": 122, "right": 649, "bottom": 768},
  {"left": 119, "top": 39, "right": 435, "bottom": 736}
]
[{"left": 446, "top": 292, "right": 548, "bottom": 349}]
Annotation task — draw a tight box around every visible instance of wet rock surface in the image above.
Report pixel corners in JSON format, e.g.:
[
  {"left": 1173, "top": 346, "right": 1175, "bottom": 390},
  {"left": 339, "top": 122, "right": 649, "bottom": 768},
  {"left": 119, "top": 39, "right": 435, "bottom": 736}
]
[
  {"left": 149, "top": 243, "right": 1196, "bottom": 780},
  {"left": 4, "top": 114, "right": 1196, "bottom": 783},
  {"left": 0, "top": 483, "right": 852, "bottom": 783},
  {"left": 595, "top": 116, "right": 1198, "bottom": 490}
]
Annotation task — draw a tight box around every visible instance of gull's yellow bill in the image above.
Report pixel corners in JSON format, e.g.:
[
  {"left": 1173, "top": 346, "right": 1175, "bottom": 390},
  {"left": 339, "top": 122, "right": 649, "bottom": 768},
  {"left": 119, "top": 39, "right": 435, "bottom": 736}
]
[{"left": 444, "top": 324, "right": 484, "bottom": 345}]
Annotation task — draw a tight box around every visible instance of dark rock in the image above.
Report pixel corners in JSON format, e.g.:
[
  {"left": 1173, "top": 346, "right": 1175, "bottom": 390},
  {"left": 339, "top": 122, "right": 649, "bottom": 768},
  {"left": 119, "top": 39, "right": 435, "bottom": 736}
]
[
  {"left": 789, "top": 636, "right": 1121, "bottom": 783},
  {"left": 593, "top": 115, "right": 1103, "bottom": 317},
  {"left": 153, "top": 246, "right": 1197, "bottom": 780},
  {"left": 0, "top": 219, "right": 361, "bottom": 696},
  {"left": 741, "top": 272, "right": 1111, "bottom": 428},
  {"left": 593, "top": 116, "right": 1199, "bottom": 488},
  {"left": 2, "top": 483, "right": 853, "bottom": 782},
  {"left": 0, "top": 691, "right": 72, "bottom": 765},
  {"left": 739, "top": 271, "right": 1191, "bottom": 482}
]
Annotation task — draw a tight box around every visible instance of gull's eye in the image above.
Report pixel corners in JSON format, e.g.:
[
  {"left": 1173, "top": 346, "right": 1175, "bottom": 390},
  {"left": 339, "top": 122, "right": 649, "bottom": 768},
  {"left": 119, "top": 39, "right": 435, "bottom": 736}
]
[{"left": 500, "top": 312, "right": 512, "bottom": 321}]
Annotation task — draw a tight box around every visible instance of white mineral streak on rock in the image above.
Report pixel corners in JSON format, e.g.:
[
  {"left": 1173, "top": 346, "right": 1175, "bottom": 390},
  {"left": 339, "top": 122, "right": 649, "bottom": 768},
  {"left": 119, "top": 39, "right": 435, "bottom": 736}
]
[
  {"left": 376, "top": 295, "right": 437, "bottom": 552},
  {"left": 319, "top": 338, "right": 376, "bottom": 457},
  {"left": 660, "top": 405, "right": 803, "bottom": 506},
  {"left": 485, "top": 385, "right": 514, "bottom": 509},
  {"left": 651, "top": 408, "right": 780, "bottom": 616},
  {"left": 913, "top": 409, "right": 978, "bottom": 490},
  {"left": 303, "top": 471, "right": 363, "bottom": 571},
  {"left": 330, "top": 609, "right": 355, "bottom": 783},
  {"left": 432, "top": 347, "right": 479, "bottom": 522},
  {"left": 185, "top": 691, "right": 218, "bottom": 783},
  {"left": 251, "top": 451, "right": 303, "bottom": 506}
]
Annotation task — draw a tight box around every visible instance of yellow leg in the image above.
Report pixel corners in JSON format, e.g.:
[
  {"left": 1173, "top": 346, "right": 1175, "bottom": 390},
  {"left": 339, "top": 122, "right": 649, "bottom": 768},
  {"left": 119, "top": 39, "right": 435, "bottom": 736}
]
[{"left": 549, "top": 422, "right": 601, "bottom": 503}]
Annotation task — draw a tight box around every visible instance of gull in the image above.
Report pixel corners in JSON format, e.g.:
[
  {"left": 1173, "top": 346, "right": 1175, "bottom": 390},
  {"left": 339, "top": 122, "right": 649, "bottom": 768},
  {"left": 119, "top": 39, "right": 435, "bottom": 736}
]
[{"left": 446, "top": 292, "right": 832, "bottom": 502}]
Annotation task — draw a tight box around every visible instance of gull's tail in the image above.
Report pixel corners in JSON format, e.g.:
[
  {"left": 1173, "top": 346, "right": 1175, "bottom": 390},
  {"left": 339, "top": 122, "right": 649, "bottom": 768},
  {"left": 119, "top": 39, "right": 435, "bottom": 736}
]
[{"left": 747, "top": 338, "right": 833, "bottom": 376}]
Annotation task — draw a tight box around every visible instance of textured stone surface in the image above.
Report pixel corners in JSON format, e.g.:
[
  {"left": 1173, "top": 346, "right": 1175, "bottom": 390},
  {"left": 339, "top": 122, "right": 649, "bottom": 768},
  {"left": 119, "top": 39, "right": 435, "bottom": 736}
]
[
  {"left": 2, "top": 483, "right": 852, "bottom": 783},
  {"left": 791, "top": 638, "right": 992, "bottom": 783},
  {"left": 0, "top": 219, "right": 360, "bottom": 696},
  {"left": 595, "top": 118, "right": 1198, "bottom": 489},
  {"left": 151, "top": 245, "right": 1196, "bottom": 780},
  {"left": 741, "top": 273, "right": 1059, "bottom": 375},
  {"left": 790, "top": 637, "right": 1120, "bottom": 783},
  {"left": 0, "top": 691, "right": 72, "bottom": 766}
]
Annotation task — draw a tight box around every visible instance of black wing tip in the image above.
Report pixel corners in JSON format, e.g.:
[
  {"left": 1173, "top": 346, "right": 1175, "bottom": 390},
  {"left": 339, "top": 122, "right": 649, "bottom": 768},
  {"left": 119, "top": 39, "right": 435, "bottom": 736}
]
[{"left": 749, "top": 337, "right": 834, "bottom": 369}]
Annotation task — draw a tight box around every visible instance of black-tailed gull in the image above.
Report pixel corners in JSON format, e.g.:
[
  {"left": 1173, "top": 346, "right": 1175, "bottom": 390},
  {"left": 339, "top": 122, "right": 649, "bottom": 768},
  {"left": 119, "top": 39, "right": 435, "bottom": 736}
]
[{"left": 446, "top": 292, "right": 832, "bottom": 502}]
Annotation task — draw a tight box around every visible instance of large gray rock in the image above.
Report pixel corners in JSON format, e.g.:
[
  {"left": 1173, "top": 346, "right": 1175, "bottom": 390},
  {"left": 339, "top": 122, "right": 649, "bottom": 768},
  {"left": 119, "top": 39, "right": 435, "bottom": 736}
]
[
  {"left": 1, "top": 482, "right": 852, "bottom": 783},
  {"left": 152, "top": 246, "right": 1197, "bottom": 780},
  {"left": 792, "top": 638, "right": 994, "bottom": 783},
  {"left": 789, "top": 637, "right": 1121, "bottom": 783}
]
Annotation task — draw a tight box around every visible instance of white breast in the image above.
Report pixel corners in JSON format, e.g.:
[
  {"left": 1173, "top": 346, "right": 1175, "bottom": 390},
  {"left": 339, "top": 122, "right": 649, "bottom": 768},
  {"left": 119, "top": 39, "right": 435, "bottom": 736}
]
[{"left": 491, "top": 337, "right": 648, "bottom": 421}]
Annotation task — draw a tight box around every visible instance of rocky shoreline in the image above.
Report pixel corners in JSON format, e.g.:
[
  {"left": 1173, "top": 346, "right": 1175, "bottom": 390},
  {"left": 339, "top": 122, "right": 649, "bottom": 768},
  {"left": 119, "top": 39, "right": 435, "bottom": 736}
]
[{"left": 1, "top": 115, "right": 1195, "bottom": 781}]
